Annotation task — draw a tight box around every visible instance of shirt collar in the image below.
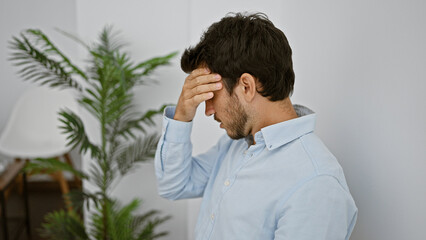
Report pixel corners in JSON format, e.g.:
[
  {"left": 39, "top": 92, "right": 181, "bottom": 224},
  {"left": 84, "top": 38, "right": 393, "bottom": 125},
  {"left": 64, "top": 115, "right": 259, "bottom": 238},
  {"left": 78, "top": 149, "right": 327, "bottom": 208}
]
[{"left": 251, "top": 104, "right": 316, "bottom": 150}]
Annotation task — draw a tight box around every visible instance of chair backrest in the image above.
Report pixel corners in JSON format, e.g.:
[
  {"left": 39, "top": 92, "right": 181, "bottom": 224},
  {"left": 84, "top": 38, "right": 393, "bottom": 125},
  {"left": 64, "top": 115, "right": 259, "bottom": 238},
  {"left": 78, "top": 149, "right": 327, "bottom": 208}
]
[{"left": 0, "top": 87, "right": 79, "bottom": 158}]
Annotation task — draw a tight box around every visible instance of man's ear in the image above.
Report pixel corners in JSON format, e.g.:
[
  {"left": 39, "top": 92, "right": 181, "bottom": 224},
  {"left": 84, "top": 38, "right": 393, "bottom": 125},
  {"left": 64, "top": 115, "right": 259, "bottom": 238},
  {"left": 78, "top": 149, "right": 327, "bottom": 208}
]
[{"left": 237, "top": 73, "right": 257, "bottom": 102}]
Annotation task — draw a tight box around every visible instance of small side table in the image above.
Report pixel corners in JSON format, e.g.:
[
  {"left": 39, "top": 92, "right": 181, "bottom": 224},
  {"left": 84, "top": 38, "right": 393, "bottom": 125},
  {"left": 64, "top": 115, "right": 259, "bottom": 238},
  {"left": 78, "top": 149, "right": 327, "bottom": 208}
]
[{"left": 0, "top": 160, "right": 31, "bottom": 240}]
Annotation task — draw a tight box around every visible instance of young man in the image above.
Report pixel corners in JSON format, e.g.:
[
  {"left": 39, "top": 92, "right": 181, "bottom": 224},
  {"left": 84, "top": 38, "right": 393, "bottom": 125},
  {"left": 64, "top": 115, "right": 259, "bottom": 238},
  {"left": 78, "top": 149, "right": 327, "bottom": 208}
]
[{"left": 155, "top": 12, "right": 357, "bottom": 240}]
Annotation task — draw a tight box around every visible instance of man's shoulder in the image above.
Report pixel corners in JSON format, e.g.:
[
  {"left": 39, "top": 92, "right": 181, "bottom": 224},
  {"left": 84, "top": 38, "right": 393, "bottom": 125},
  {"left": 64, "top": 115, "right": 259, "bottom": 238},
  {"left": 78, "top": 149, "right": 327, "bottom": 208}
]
[
  {"left": 298, "top": 133, "right": 339, "bottom": 169},
  {"left": 295, "top": 133, "right": 350, "bottom": 191}
]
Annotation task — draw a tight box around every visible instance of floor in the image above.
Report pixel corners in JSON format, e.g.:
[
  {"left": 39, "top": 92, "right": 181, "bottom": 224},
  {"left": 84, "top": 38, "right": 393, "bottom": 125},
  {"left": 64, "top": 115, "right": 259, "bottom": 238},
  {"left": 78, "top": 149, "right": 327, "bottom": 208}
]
[{"left": 5, "top": 181, "right": 74, "bottom": 240}]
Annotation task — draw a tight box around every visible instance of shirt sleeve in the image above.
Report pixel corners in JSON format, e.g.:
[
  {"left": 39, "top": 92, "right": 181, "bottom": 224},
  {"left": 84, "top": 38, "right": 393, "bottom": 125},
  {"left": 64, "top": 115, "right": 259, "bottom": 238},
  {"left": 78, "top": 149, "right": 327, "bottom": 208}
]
[
  {"left": 154, "top": 106, "right": 231, "bottom": 200},
  {"left": 274, "top": 175, "right": 358, "bottom": 240}
]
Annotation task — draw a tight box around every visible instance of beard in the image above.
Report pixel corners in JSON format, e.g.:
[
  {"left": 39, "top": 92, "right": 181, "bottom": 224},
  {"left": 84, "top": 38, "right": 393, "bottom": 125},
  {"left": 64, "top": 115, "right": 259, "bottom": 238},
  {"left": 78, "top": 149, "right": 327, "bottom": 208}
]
[{"left": 215, "top": 94, "right": 249, "bottom": 140}]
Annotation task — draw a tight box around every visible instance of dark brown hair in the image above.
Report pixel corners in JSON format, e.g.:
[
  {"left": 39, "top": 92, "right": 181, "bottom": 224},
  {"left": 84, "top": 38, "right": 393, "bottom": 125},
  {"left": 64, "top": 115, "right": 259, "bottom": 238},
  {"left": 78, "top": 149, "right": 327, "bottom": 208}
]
[{"left": 181, "top": 12, "right": 295, "bottom": 101}]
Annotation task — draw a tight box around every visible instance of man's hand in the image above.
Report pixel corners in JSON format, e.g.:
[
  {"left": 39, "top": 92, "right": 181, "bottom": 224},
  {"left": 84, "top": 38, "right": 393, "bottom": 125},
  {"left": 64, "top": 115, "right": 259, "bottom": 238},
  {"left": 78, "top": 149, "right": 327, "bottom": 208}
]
[{"left": 174, "top": 68, "right": 222, "bottom": 122}]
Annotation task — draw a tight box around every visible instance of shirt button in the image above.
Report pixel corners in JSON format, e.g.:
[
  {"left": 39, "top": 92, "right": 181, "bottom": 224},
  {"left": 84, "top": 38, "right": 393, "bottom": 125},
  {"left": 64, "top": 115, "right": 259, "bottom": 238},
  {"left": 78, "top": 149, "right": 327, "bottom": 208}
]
[
  {"left": 211, "top": 214, "right": 215, "bottom": 220},
  {"left": 224, "top": 180, "right": 230, "bottom": 186}
]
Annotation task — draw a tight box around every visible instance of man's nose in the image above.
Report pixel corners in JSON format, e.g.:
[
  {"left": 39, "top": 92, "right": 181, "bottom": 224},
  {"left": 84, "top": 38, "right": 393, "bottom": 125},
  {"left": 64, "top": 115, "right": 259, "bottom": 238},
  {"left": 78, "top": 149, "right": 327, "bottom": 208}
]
[{"left": 205, "top": 99, "right": 215, "bottom": 116}]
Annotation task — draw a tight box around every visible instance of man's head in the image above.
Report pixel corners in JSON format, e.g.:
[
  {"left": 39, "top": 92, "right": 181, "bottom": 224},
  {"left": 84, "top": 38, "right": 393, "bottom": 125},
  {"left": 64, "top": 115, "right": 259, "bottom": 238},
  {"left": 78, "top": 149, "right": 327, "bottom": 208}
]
[
  {"left": 181, "top": 12, "right": 295, "bottom": 101},
  {"left": 181, "top": 12, "right": 296, "bottom": 139}
]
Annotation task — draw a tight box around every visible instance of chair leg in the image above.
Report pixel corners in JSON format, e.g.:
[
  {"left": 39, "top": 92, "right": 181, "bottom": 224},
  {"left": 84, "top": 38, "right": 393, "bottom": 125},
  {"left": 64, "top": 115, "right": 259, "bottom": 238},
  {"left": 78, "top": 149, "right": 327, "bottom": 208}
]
[
  {"left": 51, "top": 169, "right": 72, "bottom": 211},
  {"left": 63, "top": 153, "right": 81, "bottom": 187},
  {"left": 53, "top": 171, "right": 69, "bottom": 194},
  {"left": 15, "top": 158, "right": 25, "bottom": 195},
  {"left": 55, "top": 157, "right": 73, "bottom": 211}
]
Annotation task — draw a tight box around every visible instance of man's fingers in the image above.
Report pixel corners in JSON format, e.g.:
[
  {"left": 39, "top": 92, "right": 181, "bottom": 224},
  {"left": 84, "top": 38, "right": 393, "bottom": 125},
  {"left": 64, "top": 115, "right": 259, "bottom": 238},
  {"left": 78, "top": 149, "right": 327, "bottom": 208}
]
[
  {"left": 191, "top": 92, "right": 214, "bottom": 106},
  {"left": 186, "top": 73, "right": 221, "bottom": 89},
  {"left": 186, "top": 82, "right": 222, "bottom": 99},
  {"left": 186, "top": 67, "right": 210, "bottom": 81}
]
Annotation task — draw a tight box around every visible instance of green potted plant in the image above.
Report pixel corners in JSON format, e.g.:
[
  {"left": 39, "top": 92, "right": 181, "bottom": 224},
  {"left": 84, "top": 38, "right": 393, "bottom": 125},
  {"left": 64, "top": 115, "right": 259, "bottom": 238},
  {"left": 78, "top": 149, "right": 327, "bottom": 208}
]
[{"left": 9, "top": 26, "right": 176, "bottom": 240}]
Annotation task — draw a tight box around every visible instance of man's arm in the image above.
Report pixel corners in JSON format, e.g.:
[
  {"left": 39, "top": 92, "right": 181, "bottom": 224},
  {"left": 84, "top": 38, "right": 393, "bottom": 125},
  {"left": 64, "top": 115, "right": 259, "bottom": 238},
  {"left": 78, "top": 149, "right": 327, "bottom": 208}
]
[
  {"left": 154, "top": 67, "right": 224, "bottom": 200},
  {"left": 155, "top": 110, "right": 231, "bottom": 200},
  {"left": 274, "top": 175, "right": 358, "bottom": 240}
]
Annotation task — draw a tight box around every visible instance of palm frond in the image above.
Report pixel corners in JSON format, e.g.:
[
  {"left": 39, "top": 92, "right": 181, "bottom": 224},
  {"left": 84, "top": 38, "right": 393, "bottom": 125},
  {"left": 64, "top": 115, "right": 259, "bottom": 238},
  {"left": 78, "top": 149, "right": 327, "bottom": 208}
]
[
  {"left": 79, "top": 95, "right": 102, "bottom": 120},
  {"left": 114, "top": 133, "right": 160, "bottom": 176},
  {"left": 66, "top": 189, "right": 102, "bottom": 211},
  {"left": 24, "top": 158, "right": 89, "bottom": 180},
  {"left": 131, "top": 210, "right": 160, "bottom": 228},
  {"left": 107, "top": 199, "right": 140, "bottom": 240},
  {"left": 96, "top": 198, "right": 170, "bottom": 240},
  {"left": 55, "top": 27, "right": 91, "bottom": 50},
  {"left": 104, "top": 88, "right": 133, "bottom": 125},
  {"left": 136, "top": 215, "right": 171, "bottom": 240},
  {"left": 131, "top": 209, "right": 170, "bottom": 239},
  {"left": 25, "top": 29, "right": 88, "bottom": 80},
  {"left": 131, "top": 51, "right": 178, "bottom": 80},
  {"left": 58, "top": 109, "right": 101, "bottom": 158},
  {"left": 88, "top": 162, "right": 104, "bottom": 190},
  {"left": 88, "top": 161, "right": 116, "bottom": 190},
  {"left": 90, "top": 202, "right": 108, "bottom": 240},
  {"left": 85, "top": 50, "right": 134, "bottom": 128},
  {"left": 116, "top": 104, "right": 170, "bottom": 139},
  {"left": 139, "top": 104, "right": 170, "bottom": 126},
  {"left": 94, "top": 25, "right": 126, "bottom": 56},
  {"left": 40, "top": 209, "right": 89, "bottom": 240},
  {"left": 9, "top": 30, "right": 85, "bottom": 90}
]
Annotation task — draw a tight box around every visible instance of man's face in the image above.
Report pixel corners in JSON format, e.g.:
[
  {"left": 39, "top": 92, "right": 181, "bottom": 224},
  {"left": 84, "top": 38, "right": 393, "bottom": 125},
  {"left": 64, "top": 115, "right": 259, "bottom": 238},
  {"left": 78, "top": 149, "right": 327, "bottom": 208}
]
[{"left": 205, "top": 85, "right": 249, "bottom": 139}]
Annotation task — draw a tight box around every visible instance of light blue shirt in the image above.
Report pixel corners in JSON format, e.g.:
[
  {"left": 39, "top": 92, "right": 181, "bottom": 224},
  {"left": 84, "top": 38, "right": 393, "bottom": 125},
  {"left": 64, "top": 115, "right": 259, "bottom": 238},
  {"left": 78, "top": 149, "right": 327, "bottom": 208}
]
[{"left": 155, "top": 105, "right": 357, "bottom": 240}]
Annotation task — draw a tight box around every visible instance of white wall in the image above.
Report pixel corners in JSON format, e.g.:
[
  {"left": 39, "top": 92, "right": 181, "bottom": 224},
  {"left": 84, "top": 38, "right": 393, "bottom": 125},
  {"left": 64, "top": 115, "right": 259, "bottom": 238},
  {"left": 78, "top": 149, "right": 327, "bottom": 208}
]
[
  {"left": 285, "top": 2, "right": 426, "bottom": 239},
  {"left": 1, "top": 0, "right": 425, "bottom": 239},
  {"left": 0, "top": 0, "right": 78, "bottom": 132}
]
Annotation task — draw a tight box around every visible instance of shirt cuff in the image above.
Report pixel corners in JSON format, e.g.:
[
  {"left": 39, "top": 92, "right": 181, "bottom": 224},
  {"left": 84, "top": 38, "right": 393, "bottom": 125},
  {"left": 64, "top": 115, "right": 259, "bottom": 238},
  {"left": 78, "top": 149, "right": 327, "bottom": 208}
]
[{"left": 163, "top": 106, "right": 193, "bottom": 143}]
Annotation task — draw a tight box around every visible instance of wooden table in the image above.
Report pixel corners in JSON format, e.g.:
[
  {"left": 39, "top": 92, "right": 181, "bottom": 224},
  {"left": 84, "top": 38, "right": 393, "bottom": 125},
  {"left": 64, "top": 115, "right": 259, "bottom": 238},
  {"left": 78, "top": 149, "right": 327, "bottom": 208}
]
[{"left": 0, "top": 160, "right": 31, "bottom": 240}]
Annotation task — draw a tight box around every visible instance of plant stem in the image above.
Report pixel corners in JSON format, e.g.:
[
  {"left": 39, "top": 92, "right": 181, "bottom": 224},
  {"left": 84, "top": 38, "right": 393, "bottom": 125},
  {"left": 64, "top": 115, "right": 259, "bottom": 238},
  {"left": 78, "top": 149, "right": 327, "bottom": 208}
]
[{"left": 100, "top": 75, "right": 108, "bottom": 240}]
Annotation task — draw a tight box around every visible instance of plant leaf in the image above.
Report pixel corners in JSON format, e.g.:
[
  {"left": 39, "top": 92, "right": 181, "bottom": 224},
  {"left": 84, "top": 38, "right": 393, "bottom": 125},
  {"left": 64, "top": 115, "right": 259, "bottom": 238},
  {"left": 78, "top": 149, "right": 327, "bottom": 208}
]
[
  {"left": 114, "top": 133, "right": 160, "bottom": 176},
  {"left": 58, "top": 109, "right": 101, "bottom": 158},
  {"left": 40, "top": 209, "right": 89, "bottom": 240},
  {"left": 66, "top": 189, "right": 102, "bottom": 211},
  {"left": 24, "top": 158, "right": 89, "bottom": 180},
  {"left": 9, "top": 30, "right": 84, "bottom": 90},
  {"left": 132, "top": 51, "right": 178, "bottom": 77},
  {"left": 26, "top": 29, "right": 89, "bottom": 81},
  {"left": 116, "top": 104, "right": 171, "bottom": 139}
]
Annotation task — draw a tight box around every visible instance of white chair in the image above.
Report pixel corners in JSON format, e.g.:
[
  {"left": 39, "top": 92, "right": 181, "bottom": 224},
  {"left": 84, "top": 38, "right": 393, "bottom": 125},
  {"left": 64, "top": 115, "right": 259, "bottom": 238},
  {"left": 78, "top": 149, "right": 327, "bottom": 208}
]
[{"left": 0, "top": 87, "right": 80, "bottom": 195}]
